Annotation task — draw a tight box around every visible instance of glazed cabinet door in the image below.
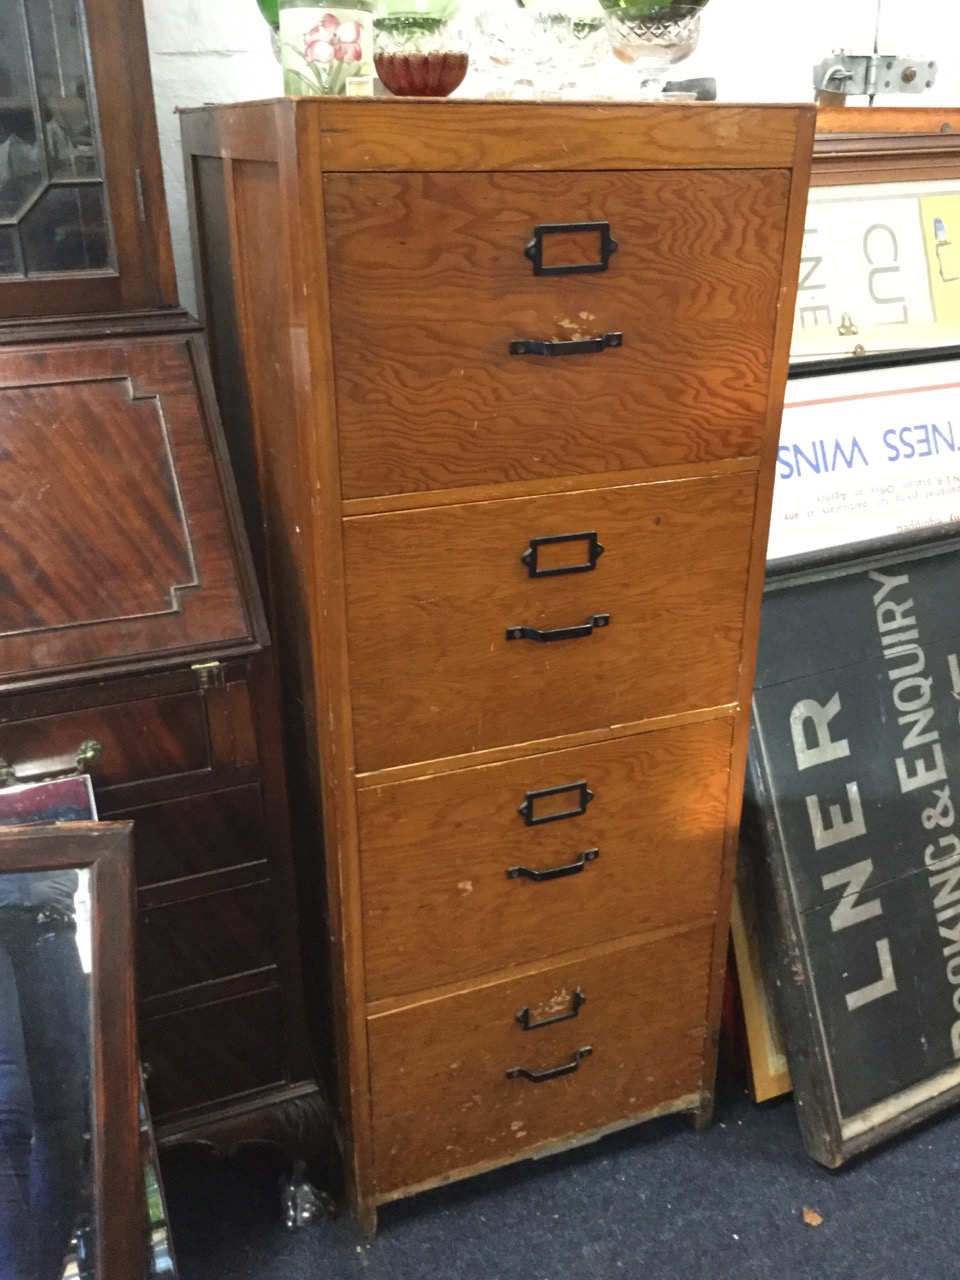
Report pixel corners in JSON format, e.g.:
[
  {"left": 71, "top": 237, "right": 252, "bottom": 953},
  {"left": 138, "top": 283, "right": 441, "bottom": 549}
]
[{"left": 0, "top": 0, "right": 176, "bottom": 319}]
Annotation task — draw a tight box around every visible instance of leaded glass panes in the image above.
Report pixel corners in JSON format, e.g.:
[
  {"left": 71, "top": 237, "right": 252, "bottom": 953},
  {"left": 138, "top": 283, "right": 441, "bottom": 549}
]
[
  {"left": 0, "top": 227, "right": 22, "bottom": 275},
  {"left": 0, "top": 0, "right": 115, "bottom": 277},
  {"left": 20, "top": 182, "right": 108, "bottom": 272}
]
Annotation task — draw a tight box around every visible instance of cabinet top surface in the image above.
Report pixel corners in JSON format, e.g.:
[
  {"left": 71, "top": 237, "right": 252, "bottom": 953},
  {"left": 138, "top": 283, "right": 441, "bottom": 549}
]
[{"left": 181, "top": 98, "right": 816, "bottom": 173}]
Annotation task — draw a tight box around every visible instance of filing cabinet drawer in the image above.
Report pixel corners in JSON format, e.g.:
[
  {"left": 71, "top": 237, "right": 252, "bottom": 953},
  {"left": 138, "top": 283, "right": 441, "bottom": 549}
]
[
  {"left": 324, "top": 168, "right": 790, "bottom": 497},
  {"left": 344, "top": 472, "right": 755, "bottom": 771},
  {"left": 360, "top": 718, "right": 733, "bottom": 1000},
  {"left": 368, "top": 925, "right": 712, "bottom": 1194}
]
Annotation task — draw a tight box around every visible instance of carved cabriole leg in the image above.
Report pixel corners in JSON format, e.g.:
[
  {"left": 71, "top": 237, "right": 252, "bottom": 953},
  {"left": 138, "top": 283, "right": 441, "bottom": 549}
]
[{"left": 157, "top": 1085, "right": 341, "bottom": 1224}]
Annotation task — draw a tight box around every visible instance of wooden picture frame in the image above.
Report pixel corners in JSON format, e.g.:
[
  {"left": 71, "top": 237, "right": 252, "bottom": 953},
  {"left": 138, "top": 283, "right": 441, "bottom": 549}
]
[
  {"left": 729, "top": 862, "right": 790, "bottom": 1104},
  {"left": 792, "top": 108, "right": 960, "bottom": 363},
  {"left": 736, "top": 107, "right": 960, "bottom": 1108},
  {"left": 0, "top": 821, "right": 141, "bottom": 1279},
  {"left": 742, "top": 532, "right": 960, "bottom": 1164}
]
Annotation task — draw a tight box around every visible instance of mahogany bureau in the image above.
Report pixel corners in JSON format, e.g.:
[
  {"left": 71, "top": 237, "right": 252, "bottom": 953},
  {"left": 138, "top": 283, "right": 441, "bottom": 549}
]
[
  {"left": 0, "top": 321, "right": 327, "bottom": 1155},
  {"left": 0, "top": 0, "right": 327, "bottom": 1168},
  {"left": 181, "top": 98, "right": 815, "bottom": 1230}
]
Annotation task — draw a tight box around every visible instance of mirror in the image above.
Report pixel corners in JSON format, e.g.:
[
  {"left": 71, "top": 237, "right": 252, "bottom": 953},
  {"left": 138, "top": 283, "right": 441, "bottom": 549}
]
[
  {"left": 141, "top": 1080, "right": 177, "bottom": 1279},
  {"left": 0, "top": 820, "right": 141, "bottom": 1280}
]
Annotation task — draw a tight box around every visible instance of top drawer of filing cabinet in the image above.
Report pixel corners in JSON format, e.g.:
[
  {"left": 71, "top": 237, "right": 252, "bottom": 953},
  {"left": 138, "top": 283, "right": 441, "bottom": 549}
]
[{"left": 323, "top": 168, "right": 792, "bottom": 499}]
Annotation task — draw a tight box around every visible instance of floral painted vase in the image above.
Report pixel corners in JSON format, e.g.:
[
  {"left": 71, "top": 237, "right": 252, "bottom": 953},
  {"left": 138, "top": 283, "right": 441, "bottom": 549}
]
[{"left": 279, "top": 0, "right": 374, "bottom": 95}]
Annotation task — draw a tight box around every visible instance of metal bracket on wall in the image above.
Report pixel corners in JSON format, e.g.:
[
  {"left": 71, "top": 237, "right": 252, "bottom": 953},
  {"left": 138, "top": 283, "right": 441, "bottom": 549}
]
[{"left": 814, "top": 50, "right": 937, "bottom": 99}]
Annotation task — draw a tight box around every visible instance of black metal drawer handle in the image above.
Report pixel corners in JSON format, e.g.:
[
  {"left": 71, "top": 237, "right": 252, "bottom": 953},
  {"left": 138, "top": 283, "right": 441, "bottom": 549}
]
[
  {"left": 509, "top": 332, "right": 622, "bottom": 358},
  {"left": 506, "top": 614, "right": 609, "bottom": 644},
  {"left": 524, "top": 221, "right": 618, "bottom": 277},
  {"left": 518, "top": 780, "right": 593, "bottom": 826},
  {"left": 507, "top": 1046, "right": 592, "bottom": 1083},
  {"left": 516, "top": 987, "right": 586, "bottom": 1031},
  {"left": 521, "top": 531, "right": 604, "bottom": 578},
  {"left": 506, "top": 848, "right": 599, "bottom": 882}
]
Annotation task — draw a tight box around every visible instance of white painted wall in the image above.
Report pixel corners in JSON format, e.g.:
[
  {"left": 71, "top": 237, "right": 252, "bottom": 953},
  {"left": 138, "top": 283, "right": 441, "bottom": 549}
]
[
  {"left": 143, "top": 1, "right": 282, "bottom": 314},
  {"left": 142, "top": 0, "right": 960, "bottom": 315}
]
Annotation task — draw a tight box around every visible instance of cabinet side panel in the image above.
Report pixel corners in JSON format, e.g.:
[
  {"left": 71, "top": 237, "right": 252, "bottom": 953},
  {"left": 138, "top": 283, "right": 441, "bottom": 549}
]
[
  {"left": 189, "top": 155, "right": 267, "bottom": 585},
  {"left": 185, "top": 118, "right": 341, "bottom": 1116},
  {"left": 228, "top": 152, "right": 341, "bottom": 1102},
  {"left": 695, "top": 108, "right": 817, "bottom": 1122}
]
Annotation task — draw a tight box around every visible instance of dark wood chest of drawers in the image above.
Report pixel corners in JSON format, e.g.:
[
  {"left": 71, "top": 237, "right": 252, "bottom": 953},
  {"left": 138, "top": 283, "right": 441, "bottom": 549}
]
[
  {"left": 0, "top": 317, "right": 324, "bottom": 1150},
  {"left": 0, "top": 0, "right": 328, "bottom": 1169},
  {"left": 182, "top": 98, "right": 815, "bottom": 1230}
]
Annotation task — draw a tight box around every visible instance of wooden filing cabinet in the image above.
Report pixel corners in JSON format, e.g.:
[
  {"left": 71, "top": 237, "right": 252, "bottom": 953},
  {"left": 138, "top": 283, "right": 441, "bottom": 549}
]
[{"left": 181, "top": 98, "right": 815, "bottom": 1230}]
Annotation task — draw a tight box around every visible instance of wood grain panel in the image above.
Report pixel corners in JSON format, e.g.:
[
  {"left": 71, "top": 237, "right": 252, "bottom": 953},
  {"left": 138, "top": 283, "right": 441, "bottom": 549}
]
[
  {"left": 325, "top": 169, "right": 789, "bottom": 497},
  {"left": 309, "top": 99, "right": 810, "bottom": 173},
  {"left": 141, "top": 986, "right": 286, "bottom": 1118},
  {"left": 0, "top": 378, "right": 194, "bottom": 622},
  {"left": 359, "top": 718, "right": 734, "bottom": 999},
  {"left": 344, "top": 473, "right": 756, "bottom": 771},
  {"left": 111, "top": 785, "right": 266, "bottom": 885},
  {"left": 815, "top": 106, "right": 960, "bottom": 136},
  {"left": 0, "top": 692, "right": 210, "bottom": 787},
  {"left": 0, "top": 337, "right": 253, "bottom": 686},
  {"left": 368, "top": 926, "right": 712, "bottom": 1194},
  {"left": 136, "top": 880, "right": 275, "bottom": 999}
]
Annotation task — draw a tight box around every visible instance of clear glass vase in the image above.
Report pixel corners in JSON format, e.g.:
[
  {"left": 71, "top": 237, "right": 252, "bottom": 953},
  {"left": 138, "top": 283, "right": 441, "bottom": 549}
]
[{"left": 600, "top": 0, "right": 708, "bottom": 96}]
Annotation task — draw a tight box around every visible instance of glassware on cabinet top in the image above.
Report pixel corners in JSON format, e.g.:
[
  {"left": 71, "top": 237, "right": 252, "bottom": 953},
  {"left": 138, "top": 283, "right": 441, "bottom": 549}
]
[
  {"left": 600, "top": 0, "right": 708, "bottom": 96},
  {"left": 472, "top": 2, "right": 606, "bottom": 99},
  {"left": 373, "top": 0, "right": 469, "bottom": 97},
  {"left": 278, "top": 0, "right": 375, "bottom": 95}
]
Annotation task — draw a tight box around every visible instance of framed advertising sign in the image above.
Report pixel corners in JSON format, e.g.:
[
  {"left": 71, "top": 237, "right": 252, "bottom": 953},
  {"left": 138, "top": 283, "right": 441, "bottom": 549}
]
[
  {"left": 792, "top": 109, "right": 960, "bottom": 364},
  {"left": 768, "top": 351, "right": 960, "bottom": 565},
  {"left": 737, "top": 347, "right": 960, "bottom": 1107},
  {"left": 741, "top": 535, "right": 960, "bottom": 1164},
  {"left": 734, "top": 109, "right": 960, "bottom": 1132}
]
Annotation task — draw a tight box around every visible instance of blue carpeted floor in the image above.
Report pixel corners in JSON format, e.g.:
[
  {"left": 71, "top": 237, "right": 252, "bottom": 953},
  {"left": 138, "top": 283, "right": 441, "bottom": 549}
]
[{"left": 160, "top": 1064, "right": 960, "bottom": 1280}]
